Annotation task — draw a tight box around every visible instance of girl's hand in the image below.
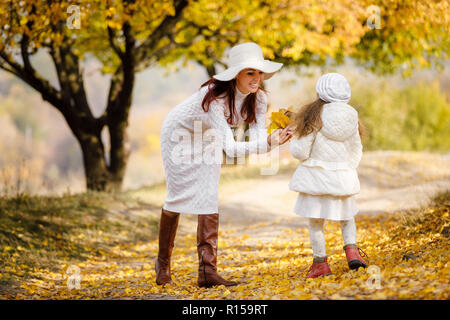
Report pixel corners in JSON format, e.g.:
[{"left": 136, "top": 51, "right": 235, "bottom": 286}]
[
  {"left": 267, "top": 126, "right": 294, "bottom": 147},
  {"left": 283, "top": 110, "right": 294, "bottom": 118}
]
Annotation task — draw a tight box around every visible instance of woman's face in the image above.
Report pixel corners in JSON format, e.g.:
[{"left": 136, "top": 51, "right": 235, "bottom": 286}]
[{"left": 235, "top": 68, "right": 264, "bottom": 94}]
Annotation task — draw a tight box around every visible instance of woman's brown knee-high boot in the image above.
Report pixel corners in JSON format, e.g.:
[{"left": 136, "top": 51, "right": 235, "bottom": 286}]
[
  {"left": 155, "top": 208, "right": 180, "bottom": 285},
  {"left": 197, "top": 213, "right": 237, "bottom": 288}
]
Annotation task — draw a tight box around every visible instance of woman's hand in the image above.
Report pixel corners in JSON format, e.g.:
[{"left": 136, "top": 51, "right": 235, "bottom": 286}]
[{"left": 267, "top": 126, "right": 294, "bottom": 147}]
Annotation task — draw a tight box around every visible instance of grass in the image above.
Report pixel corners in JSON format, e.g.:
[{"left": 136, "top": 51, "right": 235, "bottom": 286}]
[
  {"left": 0, "top": 191, "right": 159, "bottom": 291},
  {"left": 392, "top": 190, "right": 450, "bottom": 239}
]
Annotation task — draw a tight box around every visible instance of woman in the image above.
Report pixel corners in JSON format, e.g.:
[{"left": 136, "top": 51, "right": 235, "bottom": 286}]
[{"left": 157, "top": 42, "right": 293, "bottom": 288}]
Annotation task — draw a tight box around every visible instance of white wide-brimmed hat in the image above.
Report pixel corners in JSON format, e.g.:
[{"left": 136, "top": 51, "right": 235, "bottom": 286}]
[
  {"left": 213, "top": 42, "right": 283, "bottom": 81},
  {"left": 315, "top": 73, "right": 351, "bottom": 103}
]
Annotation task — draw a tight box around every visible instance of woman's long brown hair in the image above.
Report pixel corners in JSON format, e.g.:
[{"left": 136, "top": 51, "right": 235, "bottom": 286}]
[
  {"left": 293, "top": 98, "right": 365, "bottom": 138},
  {"left": 201, "top": 78, "right": 263, "bottom": 125}
]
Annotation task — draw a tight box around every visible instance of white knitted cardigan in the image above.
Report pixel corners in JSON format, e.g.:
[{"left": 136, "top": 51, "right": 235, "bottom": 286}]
[{"left": 161, "top": 86, "right": 271, "bottom": 214}]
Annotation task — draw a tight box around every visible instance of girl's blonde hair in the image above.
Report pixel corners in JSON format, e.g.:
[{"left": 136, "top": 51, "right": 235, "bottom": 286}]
[{"left": 292, "top": 98, "right": 365, "bottom": 138}]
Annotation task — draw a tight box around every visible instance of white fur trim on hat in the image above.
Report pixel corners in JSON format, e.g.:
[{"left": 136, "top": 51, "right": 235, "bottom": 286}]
[
  {"left": 213, "top": 43, "right": 283, "bottom": 81},
  {"left": 315, "top": 73, "right": 351, "bottom": 103}
]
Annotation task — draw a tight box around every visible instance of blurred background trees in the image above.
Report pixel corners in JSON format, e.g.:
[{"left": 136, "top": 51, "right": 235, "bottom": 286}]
[{"left": 0, "top": 0, "right": 449, "bottom": 193}]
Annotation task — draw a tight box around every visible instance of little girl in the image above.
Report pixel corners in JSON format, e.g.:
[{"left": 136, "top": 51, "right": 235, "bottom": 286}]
[{"left": 288, "top": 73, "right": 367, "bottom": 278}]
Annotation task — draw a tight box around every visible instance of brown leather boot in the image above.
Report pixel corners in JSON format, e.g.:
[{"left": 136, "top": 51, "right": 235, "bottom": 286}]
[
  {"left": 197, "top": 214, "right": 237, "bottom": 288},
  {"left": 155, "top": 208, "right": 180, "bottom": 285}
]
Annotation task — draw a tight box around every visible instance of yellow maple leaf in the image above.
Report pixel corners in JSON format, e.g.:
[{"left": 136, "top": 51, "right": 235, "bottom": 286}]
[
  {"left": 267, "top": 107, "right": 294, "bottom": 134},
  {"left": 267, "top": 122, "right": 279, "bottom": 134}
]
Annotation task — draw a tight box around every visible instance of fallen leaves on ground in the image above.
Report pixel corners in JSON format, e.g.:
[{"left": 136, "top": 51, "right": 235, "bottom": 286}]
[{"left": 1, "top": 191, "right": 448, "bottom": 300}]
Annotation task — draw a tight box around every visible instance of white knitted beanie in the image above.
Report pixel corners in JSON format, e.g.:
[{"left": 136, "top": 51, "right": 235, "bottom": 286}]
[{"left": 315, "top": 73, "right": 351, "bottom": 103}]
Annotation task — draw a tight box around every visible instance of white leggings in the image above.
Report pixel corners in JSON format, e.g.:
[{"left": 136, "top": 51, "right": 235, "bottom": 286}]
[{"left": 308, "top": 218, "right": 357, "bottom": 258}]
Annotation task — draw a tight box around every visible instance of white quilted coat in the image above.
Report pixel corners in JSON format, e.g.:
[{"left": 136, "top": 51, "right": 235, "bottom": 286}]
[{"left": 289, "top": 102, "right": 363, "bottom": 197}]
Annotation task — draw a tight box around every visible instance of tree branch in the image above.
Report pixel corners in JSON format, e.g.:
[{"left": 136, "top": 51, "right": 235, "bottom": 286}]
[
  {"left": 0, "top": 51, "right": 64, "bottom": 111},
  {"left": 107, "top": 26, "right": 125, "bottom": 61},
  {"left": 20, "top": 35, "right": 34, "bottom": 73},
  {"left": 0, "top": 56, "right": 21, "bottom": 78},
  {"left": 135, "top": 0, "right": 188, "bottom": 66},
  {"left": 106, "top": 21, "right": 135, "bottom": 116},
  {"left": 48, "top": 40, "right": 95, "bottom": 125}
]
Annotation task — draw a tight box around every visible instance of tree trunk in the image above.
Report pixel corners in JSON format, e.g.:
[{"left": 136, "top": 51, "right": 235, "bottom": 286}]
[
  {"left": 78, "top": 133, "right": 112, "bottom": 191},
  {"left": 107, "top": 119, "right": 130, "bottom": 192},
  {"left": 77, "top": 128, "right": 128, "bottom": 192}
]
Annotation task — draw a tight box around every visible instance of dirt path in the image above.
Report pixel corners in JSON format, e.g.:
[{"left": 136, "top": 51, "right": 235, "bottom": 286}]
[{"left": 177, "top": 151, "right": 450, "bottom": 243}]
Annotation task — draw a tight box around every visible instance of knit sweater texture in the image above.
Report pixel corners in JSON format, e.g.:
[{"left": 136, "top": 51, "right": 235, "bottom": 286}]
[{"left": 161, "top": 86, "right": 271, "bottom": 214}]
